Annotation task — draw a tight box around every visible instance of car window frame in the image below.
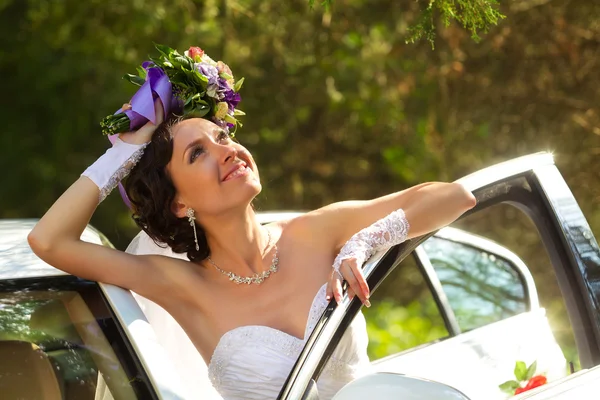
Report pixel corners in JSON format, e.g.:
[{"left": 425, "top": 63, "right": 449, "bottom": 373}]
[{"left": 278, "top": 153, "right": 600, "bottom": 400}]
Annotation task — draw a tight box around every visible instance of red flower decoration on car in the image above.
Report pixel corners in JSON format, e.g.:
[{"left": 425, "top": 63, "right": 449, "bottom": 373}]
[
  {"left": 514, "top": 387, "right": 526, "bottom": 395},
  {"left": 499, "top": 361, "right": 548, "bottom": 397},
  {"left": 523, "top": 375, "right": 547, "bottom": 392}
]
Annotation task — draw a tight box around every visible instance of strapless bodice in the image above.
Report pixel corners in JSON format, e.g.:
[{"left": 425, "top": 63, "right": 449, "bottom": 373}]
[{"left": 207, "top": 284, "right": 371, "bottom": 399}]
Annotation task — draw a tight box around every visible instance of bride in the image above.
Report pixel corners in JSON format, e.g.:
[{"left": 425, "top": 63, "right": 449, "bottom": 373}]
[{"left": 28, "top": 81, "right": 476, "bottom": 399}]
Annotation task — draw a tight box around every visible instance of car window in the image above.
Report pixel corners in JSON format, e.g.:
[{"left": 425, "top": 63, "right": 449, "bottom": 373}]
[
  {"left": 0, "top": 276, "right": 155, "bottom": 400},
  {"left": 362, "top": 254, "right": 449, "bottom": 360},
  {"left": 448, "top": 203, "right": 580, "bottom": 369},
  {"left": 421, "top": 235, "right": 528, "bottom": 332}
]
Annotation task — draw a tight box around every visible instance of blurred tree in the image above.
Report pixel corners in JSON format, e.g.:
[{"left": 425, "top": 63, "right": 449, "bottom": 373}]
[
  {"left": 312, "top": 0, "right": 505, "bottom": 47},
  {"left": 364, "top": 299, "right": 448, "bottom": 359}
]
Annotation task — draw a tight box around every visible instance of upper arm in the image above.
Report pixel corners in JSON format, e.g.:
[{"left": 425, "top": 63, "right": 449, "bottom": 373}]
[
  {"left": 28, "top": 234, "right": 175, "bottom": 300},
  {"left": 304, "top": 182, "right": 476, "bottom": 251}
]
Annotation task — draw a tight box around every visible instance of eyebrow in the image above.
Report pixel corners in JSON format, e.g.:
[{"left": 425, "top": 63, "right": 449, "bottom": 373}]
[
  {"left": 183, "top": 138, "right": 202, "bottom": 162},
  {"left": 182, "top": 128, "right": 227, "bottom": 161}
]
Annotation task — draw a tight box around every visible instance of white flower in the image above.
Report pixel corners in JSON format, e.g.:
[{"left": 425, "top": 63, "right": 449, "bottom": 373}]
[
  {"left": 201, "top": 54, "right": 217, "bottom": 66},
  {"left": 215, "top": 102, "right": 229, "bottom": 119}
]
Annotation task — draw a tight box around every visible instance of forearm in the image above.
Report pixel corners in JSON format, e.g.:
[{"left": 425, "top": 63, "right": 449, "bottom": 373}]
[
  {"left": 400, "top": 182, "right": 476, "bottom": 238},
  {"left": 328, "top": 182, "right": 475, "bottom": 250},
  {"left": 29, "top": 177, "right": 101, "bottom": 253},
  {"left": 331, "top": 182, "right": 474, "bottom": 271},
  {"left": 29, "top": 138, "right": 147, "bottom": 254}
]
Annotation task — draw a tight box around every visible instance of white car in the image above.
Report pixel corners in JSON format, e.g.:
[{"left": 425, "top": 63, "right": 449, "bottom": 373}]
[{"left": 1, "top": 152, "right": 599, "bottom": 399}]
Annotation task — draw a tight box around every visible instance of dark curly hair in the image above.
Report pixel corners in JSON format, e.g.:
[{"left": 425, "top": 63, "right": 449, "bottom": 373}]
[{"left": 125, "top": 115, "right": 209, "bottom": 262}]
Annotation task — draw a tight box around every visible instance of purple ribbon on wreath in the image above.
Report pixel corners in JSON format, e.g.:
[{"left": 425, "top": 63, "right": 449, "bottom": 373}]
[{"left": 108, "top": 64, "right": 181, "bottom": 208}]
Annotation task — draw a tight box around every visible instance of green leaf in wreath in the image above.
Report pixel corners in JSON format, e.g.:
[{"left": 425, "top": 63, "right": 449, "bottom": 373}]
[
  {"left": 155, "top": 43, "right": 175, "bottom": 57},
  {"left": 498, "top": 380, "right": 520, "bottom": 394},
  {"left": 191, "top": 70, "right": 209, "bottom": 85},
  {"left": 234, "top": 77, "right": 245, "bottom": 92},
  {"left": 171, "top": 55, "right": 193, "bottom": 70},
  {"left": 525, "top": 361, "right": 537, "bottom": 381},
  {"left": 186, "top": 105, "right": 211, "bottom": 118},
  {"left": 148, "top": 57, "right": 163, "bottom": 68},
  {"left": 233, "top": 109, "right": 246, "bottom": 116},
  {"left": 168, "top": 70, "right": 189, "bottom": 84},
  {"left": 123, "top": 73, "right": 145, "bottom": 87},
  {"left": 184, "top": 93, "right": 200, "bottom": 105},
  {"left": 224, "top": 114, "right": 236, "bottom": 124},
  {"left": 514, "top": 361, "right": 527, "bottom": 381},
  {"left": 136, "top": 66, "right": 148, "bottom": 80}
]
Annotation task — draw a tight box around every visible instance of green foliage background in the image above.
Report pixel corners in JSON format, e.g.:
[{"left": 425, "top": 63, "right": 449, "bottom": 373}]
[{"left": 1, "top": 0, "right": 598, "bottom": 370}]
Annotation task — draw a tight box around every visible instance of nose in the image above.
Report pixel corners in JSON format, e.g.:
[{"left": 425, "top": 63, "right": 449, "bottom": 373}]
[{"left": 220, "top": 142, "right": 238, "bottom": 164}]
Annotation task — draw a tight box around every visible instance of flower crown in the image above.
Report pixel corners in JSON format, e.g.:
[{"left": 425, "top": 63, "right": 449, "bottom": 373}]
[{"left": 100, "top": 44, "right": 245, "bottom": 136}]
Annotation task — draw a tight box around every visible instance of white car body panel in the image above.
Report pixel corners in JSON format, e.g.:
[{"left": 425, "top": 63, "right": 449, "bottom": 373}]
[
  {"left": 332, "top": 373, "right": 470, "bottom": 400},
  {"left": 372, "top": 309, "right": 567, "bottom": 399}
]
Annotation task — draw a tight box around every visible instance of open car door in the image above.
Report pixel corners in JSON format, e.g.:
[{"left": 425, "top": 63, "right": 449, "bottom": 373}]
[{"left": 279, "top": 152, "right": 600, "bottom": 400}]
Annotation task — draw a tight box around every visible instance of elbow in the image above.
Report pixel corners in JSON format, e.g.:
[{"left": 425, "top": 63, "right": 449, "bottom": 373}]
[
  {"left": 27, "top": 228, "right": 53, "bottom": 258},
  {"left": 452, "top": 182, "right": 477, "bottom": 210}
]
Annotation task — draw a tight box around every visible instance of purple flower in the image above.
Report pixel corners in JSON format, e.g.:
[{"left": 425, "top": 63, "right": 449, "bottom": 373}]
[
  {"left": 197, "top": 62, "right": 219, "bottom": 85},
  {"left": 196, "top": 61, "right": 241, "bottom": 116},
  {"left": 197, "top": 62, "right": 222, "bottom": 99},
  {"left": 223, "top": 90, "right": 241, "bottom": 111},
  {"left": 217, "top": 77, "right": 230, "bottom": 91}
]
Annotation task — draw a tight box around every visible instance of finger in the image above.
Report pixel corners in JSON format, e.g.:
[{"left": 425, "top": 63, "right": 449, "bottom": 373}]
[
  {"left": 341, "top": 261, "right": 370, "bottom": 307},
  {"left": 348, "top": 260, "right": 370, "bottom": 300},
  {"left": 326, "top": 279, "right": 333, "bottom": 301},
  {"left": 333, "top": 275, "right": 343, "bottom": 304},
  {"left": 134, "top": 99, "right": 165, "bottom": 139},
  {"left": 340, "top": 261, "right": 364, "bottom": 303},
  {"left": 347, "top": 286, "right": 355, "bottom": 301}
]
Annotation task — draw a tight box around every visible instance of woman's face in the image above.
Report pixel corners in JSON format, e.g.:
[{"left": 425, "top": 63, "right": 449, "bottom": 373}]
[{"left": 166, "top": 118, "right": 261, "bottom": 219}]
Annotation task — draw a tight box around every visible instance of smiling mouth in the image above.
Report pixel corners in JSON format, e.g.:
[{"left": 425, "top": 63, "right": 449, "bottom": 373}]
[{"left": 223, "top": 164, "right": 250, "bottom": 181}]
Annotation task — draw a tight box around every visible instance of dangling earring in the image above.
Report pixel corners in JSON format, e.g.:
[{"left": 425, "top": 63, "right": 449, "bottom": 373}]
[{"left": 186, "top": 208, "right": 199, "bottom": 251}]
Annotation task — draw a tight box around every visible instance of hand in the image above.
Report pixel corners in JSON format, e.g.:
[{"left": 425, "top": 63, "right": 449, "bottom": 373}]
[
  {"left": 118, "top": 98, "right": 165, "bottom": 145},
  {"left": 326, "top": 257, "right": 371, "bottom": 307}
]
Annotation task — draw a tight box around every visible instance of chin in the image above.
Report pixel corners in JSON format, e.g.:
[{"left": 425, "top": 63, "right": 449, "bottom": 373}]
[{"left": 247, "top": 180, "right": 262, "bottom": 197}]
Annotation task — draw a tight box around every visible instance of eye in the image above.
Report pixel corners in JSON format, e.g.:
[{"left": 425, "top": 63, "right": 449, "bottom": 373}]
[{"left": 189, "top": 145, "right": 205, "bottom": 163}]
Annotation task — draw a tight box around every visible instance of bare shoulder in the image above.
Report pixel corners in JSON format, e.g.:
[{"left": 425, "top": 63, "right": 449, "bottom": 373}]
[{"left": 271, "top": 207, "right": 342, "bottom": 250}]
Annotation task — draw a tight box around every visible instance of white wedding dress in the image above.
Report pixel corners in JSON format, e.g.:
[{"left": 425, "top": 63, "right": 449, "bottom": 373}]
[
  {"left": 127, "top": 231, "right": 372, "bottom": 400},
  {"left": 208, "top": 282, "right": 371, "bottom": 399}
]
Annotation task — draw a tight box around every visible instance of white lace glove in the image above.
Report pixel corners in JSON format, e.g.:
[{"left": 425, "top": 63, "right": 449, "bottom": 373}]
[
  {"left": 328, "top": 209, "right": 410, "bottom": 306},
  {"left": 81, "top": 138, "right": 148, "bottom": 203}
]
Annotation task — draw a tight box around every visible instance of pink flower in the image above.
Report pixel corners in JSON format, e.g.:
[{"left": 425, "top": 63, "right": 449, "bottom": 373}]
[
  {"left": 217, "top": 61, "right": 233, "bottom": 76},
  {"left": 188, "top": 46, "right": 204, "bottom": 62}
]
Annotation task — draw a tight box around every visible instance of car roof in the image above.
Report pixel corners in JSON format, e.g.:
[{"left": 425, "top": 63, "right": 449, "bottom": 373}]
[{"left": 0, "top": 219, "right": 106, "bottom": 280}]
